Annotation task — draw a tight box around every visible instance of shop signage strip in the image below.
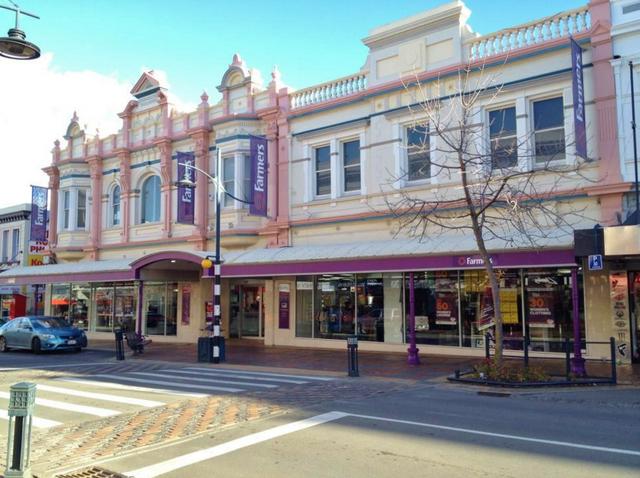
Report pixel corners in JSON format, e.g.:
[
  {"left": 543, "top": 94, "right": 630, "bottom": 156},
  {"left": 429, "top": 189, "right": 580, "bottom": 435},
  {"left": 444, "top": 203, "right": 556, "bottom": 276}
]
[{"left": 176, "top": 151, "right": 195, "bottom": 224}]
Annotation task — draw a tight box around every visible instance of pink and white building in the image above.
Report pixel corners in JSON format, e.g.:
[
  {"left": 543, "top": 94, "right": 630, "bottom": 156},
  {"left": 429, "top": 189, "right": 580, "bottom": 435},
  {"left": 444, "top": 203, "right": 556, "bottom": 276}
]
[{"left": 1, "top": 0, "right": 637, "bottom": 362}]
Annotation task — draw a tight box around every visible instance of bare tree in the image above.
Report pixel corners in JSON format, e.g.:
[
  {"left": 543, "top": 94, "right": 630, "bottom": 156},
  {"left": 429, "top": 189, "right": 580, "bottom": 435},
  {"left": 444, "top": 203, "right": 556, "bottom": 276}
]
[{"left": 385, "top": 64, "right": 596, "bottom": 362}]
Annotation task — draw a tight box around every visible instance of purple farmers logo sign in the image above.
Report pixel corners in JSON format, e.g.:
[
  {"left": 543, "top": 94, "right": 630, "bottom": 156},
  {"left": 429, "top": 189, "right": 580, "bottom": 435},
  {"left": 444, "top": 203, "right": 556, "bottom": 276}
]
[
  {"left": 30, "top": 186, "right": 48, "bottom": 242},
  {"left": 571, "top": 38, "right": 587, "bottom": 159},
  {"left": 250, "top": 136, "right": 268, "bottom": 217},
  {"left": 177, "top": 151, "right": 195, "bottom": 224}
]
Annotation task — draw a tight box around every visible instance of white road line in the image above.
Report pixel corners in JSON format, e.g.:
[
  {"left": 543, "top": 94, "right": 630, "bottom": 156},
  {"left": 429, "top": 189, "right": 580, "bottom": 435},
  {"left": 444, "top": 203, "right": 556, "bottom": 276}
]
[
  {"left": 348, "top": 413, "right": 640, "bottom": 457},
  {"left": 36, "top": 384, "right": 165, "bottom": 408},
  {"left": 0, "top": 413, "right": 62, "bottom": 429},
  {"left": 185, "top": 367, "right": 334, "bottom": 381},
  {"left": 164, "top": 369, "right": 308, "bottom": 385},
  {"left": 0, "top": 362, "right": 113, "bottom": 371},
  {"left": 128, "top": 371, "right": 278, "bottom": 389},
  {"left": 125, "top": 411, "right": 347, "bottom": 478},
  {"left": 89, "top": 374, "right": 245, "bottom": 394},
  {"left": 56, "top": 377, "right": 207, "bottom": 398},
  {"left": 0, "top": 391, "right": 119, "bottom": 418}
]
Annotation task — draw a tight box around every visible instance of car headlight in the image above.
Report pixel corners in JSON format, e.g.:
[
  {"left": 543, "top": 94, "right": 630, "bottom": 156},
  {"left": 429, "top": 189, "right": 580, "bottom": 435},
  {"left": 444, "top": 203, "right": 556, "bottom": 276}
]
[{"left": 40, "top": 334, "right": 56, "bottom": 340}]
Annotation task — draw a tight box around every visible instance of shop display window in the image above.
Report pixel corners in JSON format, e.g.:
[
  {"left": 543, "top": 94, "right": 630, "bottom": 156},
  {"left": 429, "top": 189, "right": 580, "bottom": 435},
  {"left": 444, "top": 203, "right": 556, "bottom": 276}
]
[
  {"left": 95, "top": 286, "right": 114, "bottom": 332},
  {"left": 51, "top": 284, "right": 70, "bottom": 319},
  {"left": 314, "top": 274, "right": 355, "bottom": 339},
  {"left": 295, "top": 277, "right": 314, "bottom": 338},
  {"left": 70, "top": 283, "right": 91, "bottom": 330},
  {"left": 144, "top": 282, "right": 177, "bottom": 336}
]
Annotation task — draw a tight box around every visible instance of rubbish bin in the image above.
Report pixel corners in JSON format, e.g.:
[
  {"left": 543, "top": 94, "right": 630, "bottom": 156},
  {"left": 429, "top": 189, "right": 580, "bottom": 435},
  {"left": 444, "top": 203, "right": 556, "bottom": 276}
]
[{"left": 197, "top": 337, "right": 214, "bottom": 363}]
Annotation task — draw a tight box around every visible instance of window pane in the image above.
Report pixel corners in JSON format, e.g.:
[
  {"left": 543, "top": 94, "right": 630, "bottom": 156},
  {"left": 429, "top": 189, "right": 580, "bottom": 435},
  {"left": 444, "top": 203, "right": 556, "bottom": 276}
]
[
  {"left": 112, "top": 186, "right": 121, "bottom": 226},
  {"left": 316, "top": 170, "right": 331, "bottom": 196},
  {"left": 243, "top": 155, "right": 252, "bottom": 202},
  {"left": 51, "top": 284, "right": 70, "bottom": 319},
  {"left": 357, "top": 274, "right": 385, "bottom": 342},
  {"left": 535, "top": 129, "right": 566, "bottom": 163},
  {"left": 344, "top": 167, "right": 361, "bottom": 192},
  {"left": 315, "top": 146, "right": 330, "bottom": 172},
  {"left": 489, "top": 107, "right": 516, "bottom": 137},
  {"left": 296, "top": 277, "right": 314, "bottom": 338},
  {"left": 11, "top": 229, "right": 19, "bottom": 259},
  {"left": 145, "top": 283, "right": 166, "bottom": 335},
  {"left": 408, "top": 154, "right": 430, "bottom": 181},
  {"left": 491, "top": 137, "right": 518, "bottom": 168},
  {"left": 343, "top": 141, "right": 360, "bottom": 166},
  {"left": 407, "top": 125, "right": 430, "bottom": 181},
  {"left": 407, "top": 125, "right": 428, "bottom": 148},
  {"left": 95, "top": 286, "right": 114, "bottom": 332},
  {"left": 63, "top": 191, "right": 70, "bottom": 229},
  {"left": 314, "top": 274, "right": 355, "bottom": 339},
  {"left": 115, "top": 284, "right": 136, "bottom": 332},
  {"left": 534, "top": 97, "right": 564, "bottom": 130},
  {"left": 1, "top": 230, "right": 7, "bottom": 261},
  {"left": 142, "top": 176, "right": 160, "bottom": 223},
  {"left": 223, "top": 157, "right": 235, "bottom": 182},
  {"left": 70, "top": 283, "right": 91, "bottom": 330},
  {"left": 77, "top": 190, "right": 86, "bottom": 228}
]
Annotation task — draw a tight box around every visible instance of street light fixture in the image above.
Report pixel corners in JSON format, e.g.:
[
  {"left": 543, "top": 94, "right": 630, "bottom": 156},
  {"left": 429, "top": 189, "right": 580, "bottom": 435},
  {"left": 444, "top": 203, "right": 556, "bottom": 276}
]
[
  {"left": 177, "top": 149, "right": 252, "bottom": 363},
  {"left": 0, "top": 1, "right": 40, "bottom": 60}
]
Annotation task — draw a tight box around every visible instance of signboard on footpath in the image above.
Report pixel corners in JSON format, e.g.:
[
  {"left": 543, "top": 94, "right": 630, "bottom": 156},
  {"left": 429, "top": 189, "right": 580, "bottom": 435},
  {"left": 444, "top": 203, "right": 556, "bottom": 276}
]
[
  {"left": 609, "top": 271, "right": 629, "bottom": 360},
  {"left": 28, "top": 240, "right": 48, "bottom": 266}
]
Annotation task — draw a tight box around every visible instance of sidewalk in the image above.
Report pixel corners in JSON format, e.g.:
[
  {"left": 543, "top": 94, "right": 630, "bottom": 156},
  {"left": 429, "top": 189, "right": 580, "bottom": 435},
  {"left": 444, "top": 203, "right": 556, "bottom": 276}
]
[{"left": 89, "top": 339, "right": 640, "bottom": 385}]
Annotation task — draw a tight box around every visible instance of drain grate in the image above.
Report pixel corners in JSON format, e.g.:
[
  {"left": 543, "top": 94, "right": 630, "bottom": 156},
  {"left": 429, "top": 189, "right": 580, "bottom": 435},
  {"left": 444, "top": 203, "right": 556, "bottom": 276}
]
[{"left": 55, "top": 467, "right": 130, "bottom": 478}]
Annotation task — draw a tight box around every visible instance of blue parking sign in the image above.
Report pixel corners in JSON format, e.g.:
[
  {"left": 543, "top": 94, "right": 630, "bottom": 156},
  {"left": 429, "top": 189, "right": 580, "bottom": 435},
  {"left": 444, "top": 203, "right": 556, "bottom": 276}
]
[{"left": 588, "top": 254, "right": 603, "bottom": 271}]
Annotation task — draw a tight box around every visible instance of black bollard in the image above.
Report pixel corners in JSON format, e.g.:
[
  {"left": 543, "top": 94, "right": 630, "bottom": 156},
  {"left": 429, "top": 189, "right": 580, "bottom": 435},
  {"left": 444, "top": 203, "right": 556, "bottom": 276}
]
[
  {"left": 114, "top": 328, "right": 125, "bottom": 361},
  {"left": 347, "top": 336, "right": 359, "bottom": 377}
]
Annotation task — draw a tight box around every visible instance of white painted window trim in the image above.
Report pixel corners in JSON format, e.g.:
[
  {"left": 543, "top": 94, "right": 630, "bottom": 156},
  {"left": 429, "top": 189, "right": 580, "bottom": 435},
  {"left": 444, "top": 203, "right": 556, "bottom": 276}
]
[
  {"left": 530, "top": 92, "right": 570, "bottom": 168},
  {"left": 312, "top": 142, "right": 332, "bottom": 200},
  {"left": 234, "top": 152, "right": 244, "bottom": 211},
  {"left": 403, "top": 120, "right": 433, "bottom": 186},
  {"left": 339, "top": 135, "right": 362, "bottom": 196}
]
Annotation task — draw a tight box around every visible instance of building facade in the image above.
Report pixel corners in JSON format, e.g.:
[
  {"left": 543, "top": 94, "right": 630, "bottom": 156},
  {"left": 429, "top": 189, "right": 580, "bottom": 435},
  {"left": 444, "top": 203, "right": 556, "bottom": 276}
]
[{"left": 0, "top": 0, "right": 635, "bottom": 362}]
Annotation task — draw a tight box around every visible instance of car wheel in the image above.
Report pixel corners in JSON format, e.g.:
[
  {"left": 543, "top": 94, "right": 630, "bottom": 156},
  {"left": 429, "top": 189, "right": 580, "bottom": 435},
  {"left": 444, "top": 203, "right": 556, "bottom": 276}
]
[
  {"left": 0, "top": 337, "right": 8, "bottom": 353},
  {"left": 31, "top": 337, "right": 42, "bottom": 354}
]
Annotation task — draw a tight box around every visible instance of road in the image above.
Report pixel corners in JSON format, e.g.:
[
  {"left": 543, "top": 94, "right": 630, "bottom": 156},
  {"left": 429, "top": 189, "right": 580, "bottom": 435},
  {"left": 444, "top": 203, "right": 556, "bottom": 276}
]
[{"left": 0, "top": 349, "right": 638, "bottom": 477}]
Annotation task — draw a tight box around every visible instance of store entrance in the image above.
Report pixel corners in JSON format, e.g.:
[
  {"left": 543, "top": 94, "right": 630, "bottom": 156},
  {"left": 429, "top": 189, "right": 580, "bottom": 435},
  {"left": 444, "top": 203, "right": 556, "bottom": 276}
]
[
  {"left": 229, "top": 284, "right": 264, "bottom": 339},
  {"left": 628, "top": 272, "right": 640, "bottom": 363}
]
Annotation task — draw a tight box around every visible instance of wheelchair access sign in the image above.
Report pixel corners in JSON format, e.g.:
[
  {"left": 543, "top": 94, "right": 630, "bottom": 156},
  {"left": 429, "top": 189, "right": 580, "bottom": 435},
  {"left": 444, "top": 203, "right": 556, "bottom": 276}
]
[{"left": 588, "top": 254, "right": 603, "bottom": 271}]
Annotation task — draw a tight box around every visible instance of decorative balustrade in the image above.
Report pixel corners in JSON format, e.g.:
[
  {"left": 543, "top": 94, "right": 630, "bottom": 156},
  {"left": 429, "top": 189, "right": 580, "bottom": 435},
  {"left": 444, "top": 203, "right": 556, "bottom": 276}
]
[
  {"left": 290, "top": 72, "right": 367, "bottom": 109},
  {"left": 468, "top": 6, "right": 591, "bottom": 61}
]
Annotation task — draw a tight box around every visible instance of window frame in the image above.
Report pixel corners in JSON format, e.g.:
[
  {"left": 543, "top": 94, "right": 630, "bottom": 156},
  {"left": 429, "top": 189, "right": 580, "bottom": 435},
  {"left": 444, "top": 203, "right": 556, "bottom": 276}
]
[
  {"left": 404, "top": 123, "right": 431, "bottom": 183},
  {"left": 62, "top": 190, "right": 70, "bottom": 230},
  {"left": 11, "top": 228, "right": 19, "bottom": 260},
  {"left": 76, "top": 189, "right": 87, "bottom": 229},
  {"left": 488, "top": 105, "right": 518, "bottom": 170},
  {"left": 532, "top": 95, "right": 566, "bottom": 165},
  {"left": 313, "top": 144, "right": 332, "bottom": 198},
  {"left": 141, "top": 175, "right": 161, "bottom": 224},
  {"left": 222, "top": 155, "right": 235, "bottom": 208},
  {"left": 341, "top": 138, "right": 361, "bottom": 194},
  {"left": 111, "top": 184, "right": 121, "bottom": 227},
  {"left": 1, "top": 230, "right": 8, "bottom": 262}
]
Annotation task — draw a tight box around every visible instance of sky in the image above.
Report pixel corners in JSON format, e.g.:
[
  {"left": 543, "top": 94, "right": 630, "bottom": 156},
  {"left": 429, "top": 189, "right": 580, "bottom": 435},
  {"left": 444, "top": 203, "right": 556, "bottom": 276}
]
[{"left": 0, "top": 0, "right": 586, "bottom": 206}]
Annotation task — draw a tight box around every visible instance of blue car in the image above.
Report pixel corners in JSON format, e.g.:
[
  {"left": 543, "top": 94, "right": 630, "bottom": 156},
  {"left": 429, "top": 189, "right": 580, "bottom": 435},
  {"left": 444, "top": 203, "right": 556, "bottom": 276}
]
[{"left": 0, "top": 316, "right": 88, "bottom": 353}]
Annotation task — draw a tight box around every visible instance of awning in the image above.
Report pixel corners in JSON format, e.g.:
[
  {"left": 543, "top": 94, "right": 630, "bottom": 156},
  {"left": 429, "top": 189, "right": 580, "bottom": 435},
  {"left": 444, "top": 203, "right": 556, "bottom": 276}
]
[{"left": 0, "top": 259, "right": 133, "bottom": 285}]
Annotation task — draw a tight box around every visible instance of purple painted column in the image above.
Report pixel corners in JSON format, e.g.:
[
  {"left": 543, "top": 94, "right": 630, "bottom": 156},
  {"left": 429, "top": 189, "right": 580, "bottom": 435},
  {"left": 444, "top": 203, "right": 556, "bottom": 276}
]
[
  {"left": 407, "top": 272, "right": 420, "bottom": 365},
  {"left": 570, "top": 267, "right": 586, "bottom": 376},
  {"left": 136, "top": 281, "right": 144, "bottom": 337}
]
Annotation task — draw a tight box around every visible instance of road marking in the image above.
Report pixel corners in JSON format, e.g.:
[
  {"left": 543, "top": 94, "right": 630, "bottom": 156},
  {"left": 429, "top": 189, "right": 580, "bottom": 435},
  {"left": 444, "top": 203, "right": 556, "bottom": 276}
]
[
  {"left": 0, "top": 362, "right": 113, "bottom": 371},
  {"left": 125, "top": 411, "right": 348, "bottom": 478},
  {"left": 56, "top": 377, "right": 207, "bottom": 398},
  {"left": 0, "top": 391, "right": 119, "bottom": 418},
  {"left": 36, "top": 384, "right": 165, "bottom": 408},
  {"left": 348, "top": 413, "right": 640, "bottom": 457},
  {"left": 165, "top": 369, "right": 308, "bottom": 385},
  {"left": 128, "top": 371, "right": 278, "bottom": 389},
  {"left": 185, "top": 367, "right": 334, "bottom": 381},
  {"left": 0, "top": 413, "right": 62, "bottom": 429},
  {"left": 88, "top": 374, "right": 245, "bottom": 393}
]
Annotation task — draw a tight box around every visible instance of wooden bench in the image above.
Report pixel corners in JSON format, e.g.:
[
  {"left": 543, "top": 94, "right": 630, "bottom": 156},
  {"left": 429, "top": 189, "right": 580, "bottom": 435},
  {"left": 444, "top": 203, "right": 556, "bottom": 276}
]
[{"left": 124, "top": 331, "right": 151, "bottom": 354}]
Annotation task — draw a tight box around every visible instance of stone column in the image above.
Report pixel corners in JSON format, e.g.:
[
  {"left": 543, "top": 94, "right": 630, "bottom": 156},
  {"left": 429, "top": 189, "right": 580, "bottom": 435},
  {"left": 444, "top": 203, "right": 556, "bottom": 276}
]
[
  {"left": 44, "top": 165, "right": 60, "bottom": 248},
  {"left": 157, "top": 139, "right": 173, "bottom": 238},
  {"left": 118, "top": 151, "right": 131, "bottom": 243},
  {"left": 191, "top": 130, "right": 210, "bottom": 248},
  {"left": 87, "top": 156, "right": 103, "bottom": 257}
]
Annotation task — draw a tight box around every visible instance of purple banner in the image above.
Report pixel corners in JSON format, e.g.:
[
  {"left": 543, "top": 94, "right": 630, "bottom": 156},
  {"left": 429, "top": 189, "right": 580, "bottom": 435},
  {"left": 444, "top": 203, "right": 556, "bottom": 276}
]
[
  {"left": 278, "top": 287, "right": 290, "bottom": 329},
  {"left": 249, "top": 136, "right": 268, "bottom": 217},
  {"left": 571, "top": 38, "right": 587, "bottom": 159},
  {"left": 177, "top": 151, "right": 195, "bottom": 224},
  {"left": 30, "top": 186, "right": 48, "bottom": 242}
]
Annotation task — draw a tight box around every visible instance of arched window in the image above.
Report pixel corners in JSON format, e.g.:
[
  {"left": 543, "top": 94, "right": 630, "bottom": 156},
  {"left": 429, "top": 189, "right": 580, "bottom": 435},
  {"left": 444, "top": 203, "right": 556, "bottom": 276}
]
[
  {"left": 141, "top": 176, "right": 161, "bottom": 223},
  {"left": 112, "top": 185, "right": 121, "bottom": 226}
]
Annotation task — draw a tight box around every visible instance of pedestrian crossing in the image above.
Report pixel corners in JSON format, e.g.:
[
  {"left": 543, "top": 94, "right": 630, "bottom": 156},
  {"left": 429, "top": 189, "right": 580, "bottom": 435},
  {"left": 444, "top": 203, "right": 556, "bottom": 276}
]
[{"left": 0, "top": 366, "right": 335, "bottom": 431}]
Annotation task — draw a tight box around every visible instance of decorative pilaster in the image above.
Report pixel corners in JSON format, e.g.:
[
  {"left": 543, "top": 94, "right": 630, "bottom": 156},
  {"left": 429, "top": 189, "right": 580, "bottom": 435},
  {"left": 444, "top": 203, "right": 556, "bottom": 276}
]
[
  {"left": 157, "top": 139, "right": 173, "bottom": 238},
  {"left": 190, "top": 129, "right": 210, "bottom": 249},
  {"left": 87, "top": 156, "right": 103, "bottom": 257},
  {"left": 118, "top": 151, "right": 132, "bottom": 243},
  {"left": 43, "top": 157, "right": 60, "bottom": 248}
]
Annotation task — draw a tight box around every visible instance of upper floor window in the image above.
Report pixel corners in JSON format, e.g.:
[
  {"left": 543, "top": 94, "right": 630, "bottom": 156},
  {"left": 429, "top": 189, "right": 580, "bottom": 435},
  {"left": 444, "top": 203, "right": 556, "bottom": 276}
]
[
  {"left": 63, "top": 190, "right": 70, "bottom": 230},
  {"left": 141, "top": 176, "right": 161, "bottom": 223},
  {"left": 342, "top": 140, "right": 361, "bottom": 193},
  {"left": 11, "top": 229, "right": 19, "bottom": 260},
  {"left": 533, "top": 97, "right": 565, "bottom": 164},
  {"left": 222, "top": 156, "right": 235, "bottom": 207},
  {"left": 406, "top": 125, "right": 430, "bottom": 181},
  {"left": 112, "top": 185, "right": 121, "bottom": 226},
  {"left": 1, "top": 230, "right": 8, "bottom": 262},
  {"left": 243, "top": 154, "right": 252, "bottom": 205},
  {"left": 315, "top": 145, "right": 331, "bottom": 197},
  {"left": 76, "top": 190, "right": 87, "bottom": 229},
  {"left": 489, "top": 106, "right": 517, "bottom": 169}
]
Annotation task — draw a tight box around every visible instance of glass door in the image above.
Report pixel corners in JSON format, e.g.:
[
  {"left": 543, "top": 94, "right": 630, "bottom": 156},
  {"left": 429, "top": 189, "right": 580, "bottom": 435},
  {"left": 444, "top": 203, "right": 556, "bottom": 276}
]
[{"left": 229, "top": 284, "right": 264, "bottom": 338}]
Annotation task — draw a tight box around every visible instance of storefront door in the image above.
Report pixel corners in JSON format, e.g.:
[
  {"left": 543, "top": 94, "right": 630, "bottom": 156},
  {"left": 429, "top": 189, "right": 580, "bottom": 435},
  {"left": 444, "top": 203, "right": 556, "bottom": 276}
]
[
  {"left": 229, "top": 285, "right": 264, "bottom": 338},
  {"left": 628, "top": 272, "right": 640, "bottom": 363}
]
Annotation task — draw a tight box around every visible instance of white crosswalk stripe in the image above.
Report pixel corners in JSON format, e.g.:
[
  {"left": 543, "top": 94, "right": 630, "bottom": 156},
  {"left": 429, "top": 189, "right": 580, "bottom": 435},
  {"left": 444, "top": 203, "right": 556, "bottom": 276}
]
[
  {"left": 36, "top": 384, "right": 165, "bottom": 408},
  {"left": 127, "top": 371, "right": 278, "bottom": 389},
  {"left": 56, "top": 377, "right": 208, "bottom": 398},
  {"left": 184, "top": 367, "right": 335, "bottom": 381},
  {"left": 163, "top": 368, "right": 309, "bottom": 384},
  {"left": 88, "top": 374, "right": 246, "bottom": 393},
  {"left": 0, "top": 413, "right": 61, "bottom": 429},
  {"left": 0, "top": 391, "right": 119, "bottom": 417}
]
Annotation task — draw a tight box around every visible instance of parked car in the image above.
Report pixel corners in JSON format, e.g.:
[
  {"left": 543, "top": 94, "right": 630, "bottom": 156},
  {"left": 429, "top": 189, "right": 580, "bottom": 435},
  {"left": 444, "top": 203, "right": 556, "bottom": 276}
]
[{"left": 0, "top": 316, "right": 88, "bottom": 353}]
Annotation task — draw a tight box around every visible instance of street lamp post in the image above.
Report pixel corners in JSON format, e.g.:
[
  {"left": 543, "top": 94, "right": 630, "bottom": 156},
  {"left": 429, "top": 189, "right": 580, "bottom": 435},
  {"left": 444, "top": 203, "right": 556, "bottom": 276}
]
[
  {"left": 177, "top": 149, "right": 252, "bottom": 363},
  {"left": 0, "top": 1, "right": 40, "bottom": 60}
]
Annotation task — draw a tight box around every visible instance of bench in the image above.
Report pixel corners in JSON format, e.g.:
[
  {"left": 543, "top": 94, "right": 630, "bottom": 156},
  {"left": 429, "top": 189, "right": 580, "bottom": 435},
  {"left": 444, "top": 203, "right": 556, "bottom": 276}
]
[{"left": 124, "top": 331, "right": 151, "bottom": 354}]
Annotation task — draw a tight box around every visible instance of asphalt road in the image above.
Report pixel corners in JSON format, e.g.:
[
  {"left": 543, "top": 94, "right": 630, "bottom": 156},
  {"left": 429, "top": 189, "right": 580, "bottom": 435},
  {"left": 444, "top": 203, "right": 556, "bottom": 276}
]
[
  {"left": 101, "top": 383, "right": 640, "bottom": 478},
  {"left": 0, "top": 347, "right": 116, "bottom": 370}
]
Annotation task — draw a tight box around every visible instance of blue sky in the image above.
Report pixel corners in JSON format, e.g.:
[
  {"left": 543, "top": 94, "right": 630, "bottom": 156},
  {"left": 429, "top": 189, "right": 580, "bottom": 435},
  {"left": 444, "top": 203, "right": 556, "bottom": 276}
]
[
  {"left": 28, "top": 0, "right": 585, "bottom": 102},
  {"left": 0, "top": 0, "right": 586, "bottom": 204}
]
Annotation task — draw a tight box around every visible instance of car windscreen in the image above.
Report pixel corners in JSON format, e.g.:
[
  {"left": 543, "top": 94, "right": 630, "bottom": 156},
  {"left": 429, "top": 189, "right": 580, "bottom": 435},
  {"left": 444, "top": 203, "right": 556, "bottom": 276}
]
[{"left": 32, "top": 318, "right": 71, "bottom": 329}]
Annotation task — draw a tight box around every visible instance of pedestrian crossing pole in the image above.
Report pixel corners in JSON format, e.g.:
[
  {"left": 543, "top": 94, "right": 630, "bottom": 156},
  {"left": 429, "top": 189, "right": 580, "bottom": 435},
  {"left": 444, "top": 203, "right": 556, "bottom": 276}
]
[{"left": 212, "top": 147, "right": 223, "bottom": 364}]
